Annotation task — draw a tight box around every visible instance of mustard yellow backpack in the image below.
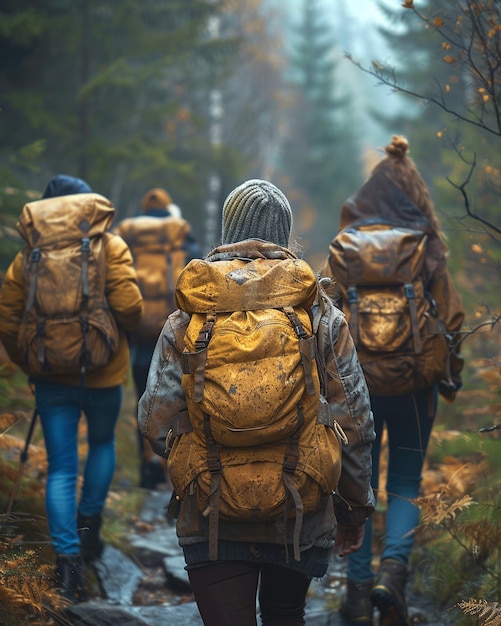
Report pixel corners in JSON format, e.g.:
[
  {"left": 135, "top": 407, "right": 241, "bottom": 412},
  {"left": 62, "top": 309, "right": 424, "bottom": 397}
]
[
  {"left": 17, "top": 193, "right": 119, "bottom": 377},
  {"left": 115, "top": 215, "right": 191, "bottom": 343},
  {"left": 168, "top": 247, "right": 343, "bottom": 560}
]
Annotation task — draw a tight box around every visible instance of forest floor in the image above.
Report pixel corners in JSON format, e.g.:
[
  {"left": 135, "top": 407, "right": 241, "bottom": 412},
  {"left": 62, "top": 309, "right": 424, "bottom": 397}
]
[{"left": 1, "top": 372, "right": 496, "bottom": 625}]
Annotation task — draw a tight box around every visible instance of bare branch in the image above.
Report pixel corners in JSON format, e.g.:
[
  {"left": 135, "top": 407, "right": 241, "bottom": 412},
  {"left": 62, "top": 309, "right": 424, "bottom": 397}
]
[
  {"left": 446, "top": 157, "right": 501, "bottom": 235},
  {"left": 344, "top": 53, "right": 501, "bottom": 138},
  {"left": 478, "top": 423, "right": 501, "bottom": 433},
  {"left": 453, "top": 315, "right": 501, "bottom": 349}
]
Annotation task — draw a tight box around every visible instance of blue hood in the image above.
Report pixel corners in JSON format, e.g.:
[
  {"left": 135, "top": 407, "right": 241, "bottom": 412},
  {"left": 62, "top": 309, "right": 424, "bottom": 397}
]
[{"left": 42, "top": 174, "right": 92, "bottom": 199}]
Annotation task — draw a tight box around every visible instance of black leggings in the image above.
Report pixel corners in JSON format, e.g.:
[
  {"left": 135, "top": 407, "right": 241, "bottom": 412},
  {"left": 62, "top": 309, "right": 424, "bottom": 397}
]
[{"left": 187, "top": 561, "right": 312, "bottom": 626}]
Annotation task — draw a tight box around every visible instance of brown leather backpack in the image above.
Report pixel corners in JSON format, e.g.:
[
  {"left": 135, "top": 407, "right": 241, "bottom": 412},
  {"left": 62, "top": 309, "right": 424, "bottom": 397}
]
[
  {"left": 115, "top": 215, "right": 190, "bottom": 343},
  {"left": 17, "top": 193, "right": 119, "bottom": 377},
  {"left": 328, "top": 220, "right": 450, "bottom": 395}
]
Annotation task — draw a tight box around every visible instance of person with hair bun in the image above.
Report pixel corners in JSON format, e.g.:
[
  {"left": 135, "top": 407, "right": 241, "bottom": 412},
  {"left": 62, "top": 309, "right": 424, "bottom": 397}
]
[{"left": 322, "top": 136, "right": 464, "bottom": 626}]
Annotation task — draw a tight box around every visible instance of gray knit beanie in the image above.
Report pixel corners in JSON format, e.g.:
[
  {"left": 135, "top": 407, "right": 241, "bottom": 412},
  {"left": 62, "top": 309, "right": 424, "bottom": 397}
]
[{"left": 221, "top": 179, "right": 292, "bottom": 247}]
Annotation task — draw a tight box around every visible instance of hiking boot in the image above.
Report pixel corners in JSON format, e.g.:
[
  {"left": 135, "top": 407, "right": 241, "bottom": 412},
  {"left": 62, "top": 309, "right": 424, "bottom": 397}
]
[
  {"left": 55, "top": 554, "right": 88, "bottom": 604},
  {"left": 77, "top": 512, "right": 104, "bottom": 562},
  {"left": 370, "top": 559, "right": 411, "bottom": 626},
  {"left": 340, "top": 578, "right": 374, "bottom": 625}
]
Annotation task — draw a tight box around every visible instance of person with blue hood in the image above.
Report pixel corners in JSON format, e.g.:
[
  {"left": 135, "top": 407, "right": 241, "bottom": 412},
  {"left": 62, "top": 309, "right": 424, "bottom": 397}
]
[
  {"left": 41, "top": 173, "right": 93, "bottom": 198},
  {"left": 0, "top": 174, "right": 143, "bottom": 603}
]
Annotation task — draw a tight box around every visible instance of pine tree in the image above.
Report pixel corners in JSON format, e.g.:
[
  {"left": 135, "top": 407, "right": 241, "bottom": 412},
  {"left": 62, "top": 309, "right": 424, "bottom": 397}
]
[
  {"left": 0, "top": 0, "right": 232, "bottom": 226},
  {"left": 279, "top": 0, "right": 362, "bottom": 254},
  {"left": 369, "top": 0, "right": 467, "bottom": 182}
]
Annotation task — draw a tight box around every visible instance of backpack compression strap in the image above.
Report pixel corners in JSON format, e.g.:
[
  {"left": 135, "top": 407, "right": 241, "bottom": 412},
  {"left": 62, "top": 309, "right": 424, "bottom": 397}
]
[
  {"left": 346, "top": 286, "right": 360, "bottom": 346},
  {"left": 181, "top": 314, "right": 217, "bottom": 402},
  {"left": 25, "top": 248, "right": 46, "bottom": 366},
  {"left": 79, "top": 238, "right": 92, "bottom": 383},
  {"left": 404, "top": 284, "right": 422, "bottom": 353},
  {"left": 202, "top": 413, "right": 223, "bottom": 561},
  {"left": 281, "top": 402, "right": 305, "bottom": 562},
  {"left": 282, "top": 306, "right": 317, "bottom": 395}
]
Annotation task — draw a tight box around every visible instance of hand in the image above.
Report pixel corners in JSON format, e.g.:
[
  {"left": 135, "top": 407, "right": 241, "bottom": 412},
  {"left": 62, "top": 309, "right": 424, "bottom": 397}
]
[
  {"left": 334, "top": 523, "right": 365, "bottom": 557},
  {"left": 438, "top": 378, "right": 461, "bottom": 403}
]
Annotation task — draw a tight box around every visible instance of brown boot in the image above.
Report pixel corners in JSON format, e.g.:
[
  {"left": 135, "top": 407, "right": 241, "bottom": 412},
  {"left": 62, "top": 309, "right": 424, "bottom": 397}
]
[
  {"left": 340, "top": 578, "right": 374, "bottom": 625},
  {"left": 370, "top": 559, "right": 411, "bottom": 626}
]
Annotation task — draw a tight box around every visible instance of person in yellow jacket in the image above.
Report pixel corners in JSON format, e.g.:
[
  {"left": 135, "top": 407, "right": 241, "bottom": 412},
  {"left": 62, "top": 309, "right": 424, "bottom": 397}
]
[{"left": 0, "top": 175, "right": 143, "bottom": 603}]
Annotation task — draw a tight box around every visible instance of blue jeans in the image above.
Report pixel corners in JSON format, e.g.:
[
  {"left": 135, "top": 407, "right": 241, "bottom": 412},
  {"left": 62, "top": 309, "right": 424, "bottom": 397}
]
[
  {"left": 347, "top": 388, "right": 436, "bottom": 583},
  {"left": 35, "top": 379, "right": 122, "bottom": 556}
]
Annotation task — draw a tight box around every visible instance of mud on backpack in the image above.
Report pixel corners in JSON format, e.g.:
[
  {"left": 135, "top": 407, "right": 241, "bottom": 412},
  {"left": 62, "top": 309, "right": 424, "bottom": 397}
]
[
  {"left": 167, "top": 250, "right": 343, "bottom": 561},
  {"left": 115, "top": 215, "right": 191, "bottom": 343}
]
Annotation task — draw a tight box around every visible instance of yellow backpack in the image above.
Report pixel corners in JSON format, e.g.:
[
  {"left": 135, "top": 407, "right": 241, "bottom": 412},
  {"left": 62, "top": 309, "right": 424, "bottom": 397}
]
[
  {"left": 17, "top": 193, "right": 119, "bottom": 377},
  {"left": 115, "top": 215, "right": 190, "bottom": 343},
  {"left": 168, "top": 249, "right": 342, "bottom": 560}
]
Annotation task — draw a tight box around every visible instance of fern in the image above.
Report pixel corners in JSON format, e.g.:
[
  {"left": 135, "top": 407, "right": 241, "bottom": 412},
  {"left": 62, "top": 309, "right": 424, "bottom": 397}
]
[
  {"left": 457, "top": 599, "right": 501, "bottom": 625},
  {"left": 414, "top": 490, "right": 475, "bottom": 526}
]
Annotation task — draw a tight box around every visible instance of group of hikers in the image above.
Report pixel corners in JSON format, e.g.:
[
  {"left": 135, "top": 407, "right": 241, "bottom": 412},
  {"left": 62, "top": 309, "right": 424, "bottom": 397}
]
[{"left": 0, "top": 135, "right": 464, "bottom": 626}]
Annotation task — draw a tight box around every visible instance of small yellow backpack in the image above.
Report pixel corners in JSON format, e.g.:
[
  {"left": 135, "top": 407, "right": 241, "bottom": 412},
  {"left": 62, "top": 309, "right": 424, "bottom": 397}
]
[{"left": 115, "top": 215, "right": 191, "bottom": 343}]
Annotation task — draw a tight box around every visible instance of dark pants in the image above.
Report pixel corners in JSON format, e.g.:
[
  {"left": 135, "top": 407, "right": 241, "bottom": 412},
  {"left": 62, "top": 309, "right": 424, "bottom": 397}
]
[
  {"left": 131, "top": 354, "right": 151, "bottom": 457},
  {"left": 131, "top": 342, "right": 166, "bottom": 487},
  {"left": 187, "top": 561, "right": 312, "bottom": 626}
]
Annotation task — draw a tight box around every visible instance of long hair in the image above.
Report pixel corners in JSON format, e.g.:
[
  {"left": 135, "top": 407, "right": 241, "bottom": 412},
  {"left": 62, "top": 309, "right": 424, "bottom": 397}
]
[{"left": 371, "top": 135, "right": 446, "bottom": 242}]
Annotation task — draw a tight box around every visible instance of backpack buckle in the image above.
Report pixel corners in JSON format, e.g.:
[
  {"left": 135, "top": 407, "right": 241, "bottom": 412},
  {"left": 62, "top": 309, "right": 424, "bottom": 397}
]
[
  {"left": 194, "top": 314, "right": 216, "bottom": 351},
  {"left": 404, "top": 284, "right": 415, "bottom": 299},
  {"left": 347, "top": 286, "right": 358, "bottom": 303}
]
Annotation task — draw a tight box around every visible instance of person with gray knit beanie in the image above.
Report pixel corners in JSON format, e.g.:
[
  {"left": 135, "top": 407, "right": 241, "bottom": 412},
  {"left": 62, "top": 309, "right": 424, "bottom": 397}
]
[
  {"left": 221, "top": 179, "right": 292, "bottom": 247},
  {"left": 139, "top": 177, "right": 375, "bottom": 626}
]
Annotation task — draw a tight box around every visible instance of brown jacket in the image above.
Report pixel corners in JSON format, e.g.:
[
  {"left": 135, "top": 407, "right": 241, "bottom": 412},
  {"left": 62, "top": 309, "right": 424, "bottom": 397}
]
[
  {"left": 0, "top": 232, "right": 143, "bottom": 388},
  {"left": 138, "top": 240, "right": 375, "bottom": 551}
]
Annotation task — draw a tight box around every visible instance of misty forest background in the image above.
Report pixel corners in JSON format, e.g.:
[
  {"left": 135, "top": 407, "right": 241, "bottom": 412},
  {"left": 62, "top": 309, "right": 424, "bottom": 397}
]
[{"left": 0, "top": 1, "right": 500, "bottom": 625}]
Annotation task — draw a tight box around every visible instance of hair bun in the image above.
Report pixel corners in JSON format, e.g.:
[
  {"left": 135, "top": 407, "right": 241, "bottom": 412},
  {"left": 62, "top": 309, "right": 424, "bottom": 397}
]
[{"left": 385, "top": 135, "right": 409, "bottom": 159}]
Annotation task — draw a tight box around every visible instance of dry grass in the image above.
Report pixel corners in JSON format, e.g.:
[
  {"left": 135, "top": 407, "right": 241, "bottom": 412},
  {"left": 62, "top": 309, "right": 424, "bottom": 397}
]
[{"left": 0, "top": 365, "right": 145, "bottom": 623}]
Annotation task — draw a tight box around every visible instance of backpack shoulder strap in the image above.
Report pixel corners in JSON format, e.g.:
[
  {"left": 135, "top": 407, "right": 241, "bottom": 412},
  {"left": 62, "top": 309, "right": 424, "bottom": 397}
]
[
  {"left": 181, "top": 313, "right": 216, "bottom": 403},
  {"left": 282, "top": 306, "right": 316, "bottom": 396}
]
